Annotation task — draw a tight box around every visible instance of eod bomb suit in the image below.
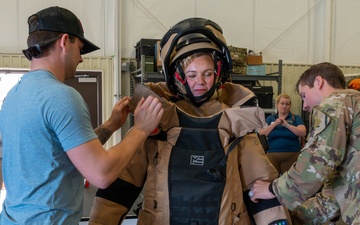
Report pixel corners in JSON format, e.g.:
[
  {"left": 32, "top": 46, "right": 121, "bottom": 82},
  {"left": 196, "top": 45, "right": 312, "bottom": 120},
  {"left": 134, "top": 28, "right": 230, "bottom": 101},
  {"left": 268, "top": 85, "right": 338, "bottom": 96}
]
[
  {"left": 89, "top": 17, "right": 292, "bottom": 225},
  {"left": 89, "top": 82, "right": 292, "bottom": 225}
]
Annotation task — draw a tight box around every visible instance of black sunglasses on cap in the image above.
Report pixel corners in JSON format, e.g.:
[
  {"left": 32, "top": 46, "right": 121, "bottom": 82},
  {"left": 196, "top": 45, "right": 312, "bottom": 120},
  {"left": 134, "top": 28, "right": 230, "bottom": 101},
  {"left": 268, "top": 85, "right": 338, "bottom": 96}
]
[{"left": 22, "top": 35, "right": 62, "bottom": 60}]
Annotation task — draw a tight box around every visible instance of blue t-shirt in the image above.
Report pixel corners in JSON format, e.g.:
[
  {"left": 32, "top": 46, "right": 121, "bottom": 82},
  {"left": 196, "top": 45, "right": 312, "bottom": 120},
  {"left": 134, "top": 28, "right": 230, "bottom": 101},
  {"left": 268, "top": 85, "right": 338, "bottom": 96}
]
[
  {"left": 265, "top": 112, "right": 304, "bottom": 153},
  {"left": 0, "top": 70, "right": 97, "bottom": 224}
]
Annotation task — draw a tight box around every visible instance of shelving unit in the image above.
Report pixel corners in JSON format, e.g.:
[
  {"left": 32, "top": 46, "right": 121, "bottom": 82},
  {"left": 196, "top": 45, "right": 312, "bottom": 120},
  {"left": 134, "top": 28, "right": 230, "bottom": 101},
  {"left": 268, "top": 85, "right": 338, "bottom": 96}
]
[
  {"left": 230, "top": 59, "right": 283, "bottom": 95},
  {"left": 131, "top": 55, "right": 164, "bottom": 84},
  {"left": 130, "top": 55, "right": 164, "bottom": 126},
  {"left": 230, "top": 60, "right": 282, "bottom": 115}
]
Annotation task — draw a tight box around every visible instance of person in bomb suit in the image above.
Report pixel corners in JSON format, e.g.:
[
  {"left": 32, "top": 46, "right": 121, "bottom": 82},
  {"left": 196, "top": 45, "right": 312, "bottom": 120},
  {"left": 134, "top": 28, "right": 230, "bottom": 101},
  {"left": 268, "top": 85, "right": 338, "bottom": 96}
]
[{"left": 89, "top": 17, "right": 292, "bottom": 225}]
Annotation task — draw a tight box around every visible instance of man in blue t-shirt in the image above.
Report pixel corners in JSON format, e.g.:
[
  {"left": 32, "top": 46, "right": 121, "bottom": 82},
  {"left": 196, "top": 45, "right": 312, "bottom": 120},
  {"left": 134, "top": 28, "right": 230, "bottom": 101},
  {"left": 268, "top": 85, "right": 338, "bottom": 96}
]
[{"left": 0, "top": 6, "right": 163, "bottom": 224}]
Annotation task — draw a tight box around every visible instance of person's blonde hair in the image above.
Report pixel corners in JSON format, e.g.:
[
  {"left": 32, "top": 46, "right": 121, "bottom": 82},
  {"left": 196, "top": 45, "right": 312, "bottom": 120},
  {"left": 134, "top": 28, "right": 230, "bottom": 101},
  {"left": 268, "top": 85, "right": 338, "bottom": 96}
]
[
  {"left": 178, "top": 52, "right": 214, "bottom": 70},
  {"left": 275, "top": 93, "right": 291, "bottom": 105}
]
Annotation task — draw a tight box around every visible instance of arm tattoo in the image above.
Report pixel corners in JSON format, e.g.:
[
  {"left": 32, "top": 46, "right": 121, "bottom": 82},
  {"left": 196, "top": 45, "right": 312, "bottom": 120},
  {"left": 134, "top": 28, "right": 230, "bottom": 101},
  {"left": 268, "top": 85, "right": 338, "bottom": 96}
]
[{"left": 95, "top": 127, "right": 113, "bottom": 145}]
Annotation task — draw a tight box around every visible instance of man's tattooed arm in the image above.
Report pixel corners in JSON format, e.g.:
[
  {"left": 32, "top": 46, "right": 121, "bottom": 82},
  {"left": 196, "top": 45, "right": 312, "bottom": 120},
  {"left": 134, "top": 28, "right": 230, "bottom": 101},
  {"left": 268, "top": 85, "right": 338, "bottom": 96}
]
[{"left": 94, "top": 126, "right": 113, "bottom": 145}]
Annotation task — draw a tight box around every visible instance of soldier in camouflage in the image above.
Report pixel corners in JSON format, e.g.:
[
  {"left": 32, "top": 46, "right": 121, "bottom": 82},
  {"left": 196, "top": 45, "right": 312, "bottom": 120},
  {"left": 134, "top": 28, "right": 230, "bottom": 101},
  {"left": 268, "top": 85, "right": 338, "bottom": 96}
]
[{"left": 249, "top": 62, "right": 360, "bottom": 224}]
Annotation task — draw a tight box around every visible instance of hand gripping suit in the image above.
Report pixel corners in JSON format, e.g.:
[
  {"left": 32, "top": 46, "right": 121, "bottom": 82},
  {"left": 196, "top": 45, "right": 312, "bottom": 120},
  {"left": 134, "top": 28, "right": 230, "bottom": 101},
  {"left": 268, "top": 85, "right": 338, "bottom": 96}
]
[{"left": 89, "top": 82, "right": 292, "bottom": 225}]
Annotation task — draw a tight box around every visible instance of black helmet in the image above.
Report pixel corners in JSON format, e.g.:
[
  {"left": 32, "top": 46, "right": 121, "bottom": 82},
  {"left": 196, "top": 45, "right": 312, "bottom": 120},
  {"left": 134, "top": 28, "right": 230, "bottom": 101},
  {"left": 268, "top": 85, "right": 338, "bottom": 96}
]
[{"left": 160, "top": 17, "right": 232, "bottom": 104}]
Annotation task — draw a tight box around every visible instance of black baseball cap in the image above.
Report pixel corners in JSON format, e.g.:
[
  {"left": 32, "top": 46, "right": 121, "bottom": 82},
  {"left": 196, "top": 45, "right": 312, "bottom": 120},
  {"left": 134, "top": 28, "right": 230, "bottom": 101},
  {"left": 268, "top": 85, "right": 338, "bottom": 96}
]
[{"left": 28, "top": 6, "right": 99, "bottom": 54}]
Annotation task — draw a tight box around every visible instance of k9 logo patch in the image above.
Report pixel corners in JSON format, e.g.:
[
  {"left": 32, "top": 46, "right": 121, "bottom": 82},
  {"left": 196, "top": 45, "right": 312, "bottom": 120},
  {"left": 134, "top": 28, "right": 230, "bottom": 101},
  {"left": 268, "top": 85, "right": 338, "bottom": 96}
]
[{"left": 190, "top": 155, "right": 204, "bottom": 166}]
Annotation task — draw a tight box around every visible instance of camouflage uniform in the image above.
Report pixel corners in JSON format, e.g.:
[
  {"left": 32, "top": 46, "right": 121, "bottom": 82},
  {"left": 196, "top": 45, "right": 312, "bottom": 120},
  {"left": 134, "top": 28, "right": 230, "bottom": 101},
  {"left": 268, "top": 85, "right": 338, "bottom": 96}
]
[{"left": 272, "top": 89, "right": 360, "bottom": 224}]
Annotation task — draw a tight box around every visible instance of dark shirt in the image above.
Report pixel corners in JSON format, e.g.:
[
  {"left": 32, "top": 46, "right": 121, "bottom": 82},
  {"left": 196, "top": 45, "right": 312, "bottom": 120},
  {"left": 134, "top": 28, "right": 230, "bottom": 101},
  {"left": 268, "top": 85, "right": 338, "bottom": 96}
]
[{"left": 265, "top": 112, "right": 304, "bottom": 153}]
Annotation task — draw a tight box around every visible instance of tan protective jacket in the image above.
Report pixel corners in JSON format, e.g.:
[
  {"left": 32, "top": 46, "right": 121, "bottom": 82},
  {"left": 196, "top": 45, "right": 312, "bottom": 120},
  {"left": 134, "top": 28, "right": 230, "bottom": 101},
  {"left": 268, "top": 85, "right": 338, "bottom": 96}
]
[{"left": 89, "top": 82, "right": 291, "bottom": 225}]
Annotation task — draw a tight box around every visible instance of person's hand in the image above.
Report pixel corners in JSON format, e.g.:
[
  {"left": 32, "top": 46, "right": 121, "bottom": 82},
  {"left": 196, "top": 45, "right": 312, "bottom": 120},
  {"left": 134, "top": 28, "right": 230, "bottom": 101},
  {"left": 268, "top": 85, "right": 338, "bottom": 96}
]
[
  {"left": 94, "top": 96, "right": 131, "bottom": 145},
  {"left": 249, "top": 180, "right": 276, "bottom": 203},
  {"left": 275, "top": 118, "right": 283, "bottom": 126},
  {"left": 281, "top": 120, "right": 289, "bottom": 128},
  {"left": 133, "top": 96, "right": 164, "bottom": 135},
  {"left": 106, "top": 96, "right": 131, "bottom": 132}
]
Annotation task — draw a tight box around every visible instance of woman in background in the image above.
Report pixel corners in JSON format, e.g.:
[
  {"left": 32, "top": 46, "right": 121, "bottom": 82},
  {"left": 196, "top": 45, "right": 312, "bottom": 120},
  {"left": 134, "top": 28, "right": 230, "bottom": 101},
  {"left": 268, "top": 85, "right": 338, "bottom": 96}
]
[{"left": 259, "top": 93, "right": 306, "bottom": 174}]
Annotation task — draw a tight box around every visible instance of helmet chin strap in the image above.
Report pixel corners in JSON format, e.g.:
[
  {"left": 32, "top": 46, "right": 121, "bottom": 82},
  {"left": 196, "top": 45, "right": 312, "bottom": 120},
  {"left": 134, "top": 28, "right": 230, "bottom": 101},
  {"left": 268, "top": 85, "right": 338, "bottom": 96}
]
[{"left": 185, "top": 83, "right": 216, "bottom": 107}]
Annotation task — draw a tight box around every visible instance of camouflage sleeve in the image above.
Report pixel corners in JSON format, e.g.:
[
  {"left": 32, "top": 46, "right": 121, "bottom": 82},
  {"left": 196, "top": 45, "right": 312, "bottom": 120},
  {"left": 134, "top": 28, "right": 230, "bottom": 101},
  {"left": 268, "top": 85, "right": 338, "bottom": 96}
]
[
  {"left": 292, "top": 181, "right": 340, "bottom": 224},
  {"left": 272, "top": 97, "right": 348, "bottom": 210}
]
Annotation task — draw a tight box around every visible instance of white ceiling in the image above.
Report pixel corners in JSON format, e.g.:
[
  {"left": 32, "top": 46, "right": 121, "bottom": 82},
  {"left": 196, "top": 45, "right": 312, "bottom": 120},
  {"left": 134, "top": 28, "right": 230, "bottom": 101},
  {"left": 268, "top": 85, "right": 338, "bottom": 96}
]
[{"left": 1, "top": 0, "right": 360, "bottom": 66}]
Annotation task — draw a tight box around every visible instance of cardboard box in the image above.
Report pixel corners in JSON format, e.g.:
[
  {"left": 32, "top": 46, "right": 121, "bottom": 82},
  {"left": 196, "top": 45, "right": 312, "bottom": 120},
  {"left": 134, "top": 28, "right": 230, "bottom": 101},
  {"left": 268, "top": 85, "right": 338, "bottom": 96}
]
[
  {"left": 247, "top": 65, "right": 266, "bottom": 75},
  {"left": 247, "top": 55, "right": 263, "bottom": 65}
]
